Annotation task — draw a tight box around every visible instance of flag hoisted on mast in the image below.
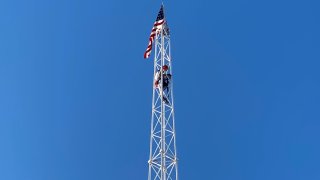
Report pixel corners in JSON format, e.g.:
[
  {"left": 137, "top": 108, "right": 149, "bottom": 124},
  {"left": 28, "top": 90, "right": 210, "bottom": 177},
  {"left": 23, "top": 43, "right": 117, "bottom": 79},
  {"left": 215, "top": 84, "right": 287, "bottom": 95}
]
[
  {"left": 144, "top": 5, "right": 169, "bottom": 59},
  {"left": 143, "top": 4, "right": 179, "bottom": 180}
]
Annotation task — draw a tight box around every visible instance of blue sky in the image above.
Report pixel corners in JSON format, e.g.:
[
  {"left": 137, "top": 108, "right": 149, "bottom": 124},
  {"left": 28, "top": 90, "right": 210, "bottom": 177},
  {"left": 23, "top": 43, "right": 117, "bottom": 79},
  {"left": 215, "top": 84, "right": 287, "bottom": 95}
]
[{"left": 0, "top": 0, "right": 319, "bottom": 179}]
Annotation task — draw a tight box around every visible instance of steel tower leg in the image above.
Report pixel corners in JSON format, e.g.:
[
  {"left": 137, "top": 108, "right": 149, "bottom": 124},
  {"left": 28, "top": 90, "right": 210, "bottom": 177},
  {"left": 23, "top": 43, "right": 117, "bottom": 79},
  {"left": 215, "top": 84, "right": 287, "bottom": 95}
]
[{"left": 148, "top": 24, "right": 178, "bottom": 180}]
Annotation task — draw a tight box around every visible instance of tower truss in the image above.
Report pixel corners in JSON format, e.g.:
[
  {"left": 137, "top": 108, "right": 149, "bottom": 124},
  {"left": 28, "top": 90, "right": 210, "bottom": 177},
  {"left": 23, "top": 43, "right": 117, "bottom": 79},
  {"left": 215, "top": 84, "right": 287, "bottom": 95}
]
[{"left": 147, "top": 19, "right": 179, "bottom": 180}]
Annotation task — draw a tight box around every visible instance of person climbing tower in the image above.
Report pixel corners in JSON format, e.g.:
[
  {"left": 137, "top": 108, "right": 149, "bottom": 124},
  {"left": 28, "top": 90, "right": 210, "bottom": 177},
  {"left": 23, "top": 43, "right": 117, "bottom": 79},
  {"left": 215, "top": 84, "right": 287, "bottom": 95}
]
[{"left": 154, "top": 65, "right": 171, "bottom": 104}]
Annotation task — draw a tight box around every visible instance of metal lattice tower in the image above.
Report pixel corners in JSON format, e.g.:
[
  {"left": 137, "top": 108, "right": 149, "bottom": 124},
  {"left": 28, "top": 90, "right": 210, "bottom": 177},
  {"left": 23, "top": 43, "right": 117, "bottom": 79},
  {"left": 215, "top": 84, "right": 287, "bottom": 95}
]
[{"left": 147, "top": 7, "right": 179, "bottom": 180}]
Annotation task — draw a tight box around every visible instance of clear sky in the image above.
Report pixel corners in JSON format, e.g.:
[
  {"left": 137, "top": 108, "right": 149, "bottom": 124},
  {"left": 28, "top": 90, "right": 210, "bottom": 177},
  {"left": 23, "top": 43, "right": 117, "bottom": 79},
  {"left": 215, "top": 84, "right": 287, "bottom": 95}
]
[{"left": 0, "top": 0, "right": 319, "bottom": 179}]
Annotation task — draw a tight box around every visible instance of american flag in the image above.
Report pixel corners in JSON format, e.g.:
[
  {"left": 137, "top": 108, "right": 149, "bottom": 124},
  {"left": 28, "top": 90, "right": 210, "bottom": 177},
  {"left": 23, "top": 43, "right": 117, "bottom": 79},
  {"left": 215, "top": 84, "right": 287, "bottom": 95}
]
[{"left": 144, "top": 5, "right": 168, "bottom": 59}]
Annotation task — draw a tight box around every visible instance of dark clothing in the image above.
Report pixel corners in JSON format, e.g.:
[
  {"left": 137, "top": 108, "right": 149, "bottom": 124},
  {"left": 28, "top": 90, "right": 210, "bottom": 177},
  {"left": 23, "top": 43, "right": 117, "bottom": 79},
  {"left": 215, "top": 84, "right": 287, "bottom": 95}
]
[{"left": 162, "top": 74, "right": 171, "bottom": 93}]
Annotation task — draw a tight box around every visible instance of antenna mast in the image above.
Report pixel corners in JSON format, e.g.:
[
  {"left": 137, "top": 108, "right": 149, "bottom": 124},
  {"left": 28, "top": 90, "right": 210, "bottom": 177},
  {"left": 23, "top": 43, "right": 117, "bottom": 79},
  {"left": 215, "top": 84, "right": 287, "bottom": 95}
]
[{"left": 147, "top": 5, "right": 179, "bottom": 180}]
